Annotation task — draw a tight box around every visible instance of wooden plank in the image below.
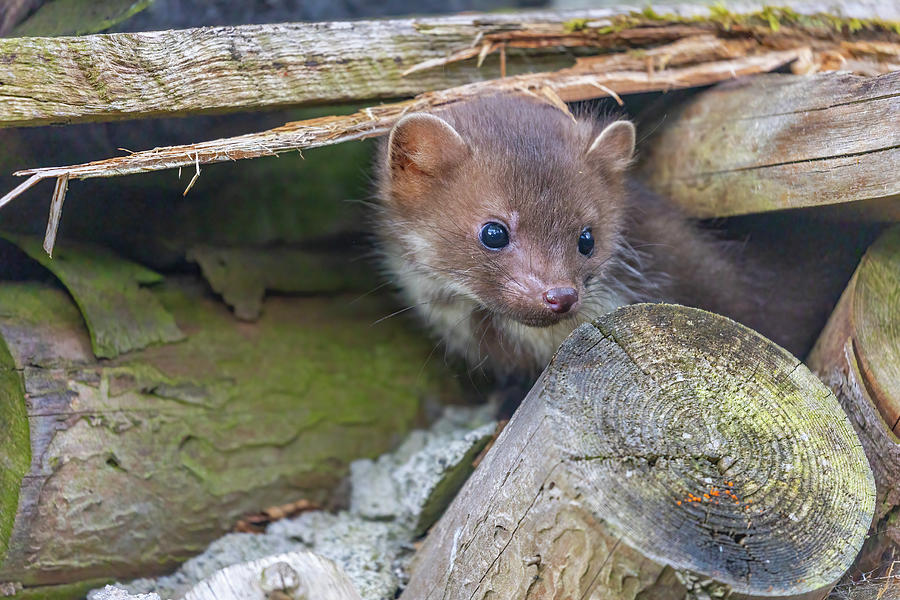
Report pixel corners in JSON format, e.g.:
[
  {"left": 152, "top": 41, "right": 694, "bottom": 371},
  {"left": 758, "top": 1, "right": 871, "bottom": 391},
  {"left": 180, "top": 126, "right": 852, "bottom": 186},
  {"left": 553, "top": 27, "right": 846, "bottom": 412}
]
[
  {"left": 0, "top": 8, "right": 624, "bottom": 128},
  {"left": 0, "top": 2, "right": 899, "bottom": 128},
  {"left": 637, "top": 71, "right": 900, "bottom": 218}
]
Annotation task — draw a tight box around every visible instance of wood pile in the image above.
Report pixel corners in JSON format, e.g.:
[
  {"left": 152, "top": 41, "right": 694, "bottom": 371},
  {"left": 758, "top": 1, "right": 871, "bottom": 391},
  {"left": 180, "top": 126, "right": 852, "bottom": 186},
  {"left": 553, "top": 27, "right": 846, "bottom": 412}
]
[{"left": 0, "top": 2, "right": 898, "bottom": 599}]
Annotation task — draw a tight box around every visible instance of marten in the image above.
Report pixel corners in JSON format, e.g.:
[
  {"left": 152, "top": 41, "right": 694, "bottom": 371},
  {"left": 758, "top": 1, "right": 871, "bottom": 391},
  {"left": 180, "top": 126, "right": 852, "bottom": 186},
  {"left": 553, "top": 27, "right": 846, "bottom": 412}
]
[{"left": 373, "top": 94, "right": 824, "bottom": 379}]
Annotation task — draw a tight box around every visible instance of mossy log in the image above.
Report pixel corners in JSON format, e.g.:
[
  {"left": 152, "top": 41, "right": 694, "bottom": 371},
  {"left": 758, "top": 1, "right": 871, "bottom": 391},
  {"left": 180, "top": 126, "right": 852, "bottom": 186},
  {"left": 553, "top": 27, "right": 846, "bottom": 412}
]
[
  {"left": 637, "top": 71, "right": 900, "bottom": 219},
  {"left": 807, "top": 226, "right": 900, "bottom": 573},
  {"left": 402, "top": 304, "right": 875, "bottom": 600},
  {"left": 0, "top": 275, "right": 459, "bottom": 593}
]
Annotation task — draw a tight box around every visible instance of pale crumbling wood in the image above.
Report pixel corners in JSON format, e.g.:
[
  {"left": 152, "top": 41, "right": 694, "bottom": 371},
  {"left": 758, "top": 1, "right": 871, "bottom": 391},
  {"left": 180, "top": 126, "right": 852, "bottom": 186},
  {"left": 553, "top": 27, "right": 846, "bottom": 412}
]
[
  {"left": 808, "top": 226, "right": 900, "bottom": 573},
  {"left": 182, "top": 552, "right": 361, "bottom": 600},
  {"left": 402, "top": 304, "right": 875, "bottom": 600},
  {"left": 0, "top": 2, "right": 898, "bottom": 129},
  {"left": 637, "top": 70, "right": 900, "bottom": 218}
]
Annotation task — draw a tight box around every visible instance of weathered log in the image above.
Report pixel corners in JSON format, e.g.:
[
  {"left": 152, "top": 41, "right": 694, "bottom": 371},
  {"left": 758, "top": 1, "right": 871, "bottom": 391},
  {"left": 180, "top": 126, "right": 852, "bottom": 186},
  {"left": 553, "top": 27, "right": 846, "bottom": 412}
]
[
  {"left": 807, "top": 226, "right": 900, "bottom": 574},
  {"left": 0, "top": 254, "right": 459, "bottom": 592},
  {"left": 0, "top": 2, "right": 898, "bottom": 128},
  {"left": 637, "top": 70, "right": 900, "bottom": 219},
  {"left": 403, "top": 304, "right": 875, "bottom": 600}
]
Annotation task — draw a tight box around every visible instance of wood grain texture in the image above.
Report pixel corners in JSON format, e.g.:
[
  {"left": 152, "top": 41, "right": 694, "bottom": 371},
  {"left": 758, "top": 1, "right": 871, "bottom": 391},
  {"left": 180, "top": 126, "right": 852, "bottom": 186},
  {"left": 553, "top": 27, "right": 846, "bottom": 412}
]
[
  {"left": 0, "top": 8, "right": 613, "bottom": 128},
  {"left": 637, "top": 71, "right": 900, "bottom": 218},
  {"left": 1, "top": 2, "right": 898, "bottom": 128},
  {"left": 808, "top": 227, "right": 900, "bottom": 573},
  {"left": 809, "top": 226, "right": 900, "bottom": 432},
  {"left": 403, "top": 304, "right": 874, "bottom": 600}
]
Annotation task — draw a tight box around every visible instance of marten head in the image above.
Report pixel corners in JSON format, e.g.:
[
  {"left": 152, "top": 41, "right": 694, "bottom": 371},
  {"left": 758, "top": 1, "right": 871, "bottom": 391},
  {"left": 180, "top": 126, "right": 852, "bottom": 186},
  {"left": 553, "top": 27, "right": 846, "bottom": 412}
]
[{"left": 376, "top": 95, "right": 636, "bottom": 330}]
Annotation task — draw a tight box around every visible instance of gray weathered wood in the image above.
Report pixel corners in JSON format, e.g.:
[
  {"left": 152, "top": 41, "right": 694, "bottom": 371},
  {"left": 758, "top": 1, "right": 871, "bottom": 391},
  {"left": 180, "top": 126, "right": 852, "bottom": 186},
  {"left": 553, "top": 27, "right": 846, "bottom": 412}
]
[
  {"left": 0, "top": 2, "right": 898, "bottom": 128},
  {"left": 402, "top": 304, "right": 875, "bottom": 600},
  {"left": 637, "top": 71, "right": 900, "bottom": 218},
  {"left": 0, "top": 8, "right": 642, "bottom": 127},
  {"left": 808, "top": 226, "right": 900, "bottom": 575}
]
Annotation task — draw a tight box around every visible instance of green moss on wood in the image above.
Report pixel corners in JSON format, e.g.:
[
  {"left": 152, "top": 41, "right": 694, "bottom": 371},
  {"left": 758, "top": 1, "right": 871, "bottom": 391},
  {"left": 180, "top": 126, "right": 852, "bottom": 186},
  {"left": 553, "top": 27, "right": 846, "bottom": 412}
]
[
  {"left": 0, "top": 334, "right": 29, "bottom": 565},
  {"left": 0, "top": 234, "right": 184, "bottom": 359},
  {"left": 12, "top": 0, "right": 152, "bottom": 37},
  {"left": 0, "top": 276, "right": 460, "bottom": 586},
  {"left": 574, "top": 5, "right": 900, "bottom": 38},
  {"left": 9, "top": 578, "right": 112, "bottom": 600},
  {"left": 414, "top": 430, "right": 493, "bottom": 536},
  {"left": 187, "top": 245, "right": 378, "bottom": 321}
]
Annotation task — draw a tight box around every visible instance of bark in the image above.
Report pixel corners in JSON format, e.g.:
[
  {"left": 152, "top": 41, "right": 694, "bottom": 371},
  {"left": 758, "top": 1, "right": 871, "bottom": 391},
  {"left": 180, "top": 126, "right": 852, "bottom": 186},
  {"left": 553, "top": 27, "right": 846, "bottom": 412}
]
[
  {"left": 0, "top": 2, "right": 897, "bottom": 128},
  {"left": 403, "top": 304, "right": 875, "bottom": 600},
  {"left": 637, "top": 71, "right": 900, "bottom": 219},
  {"left": 0, "top": 263, "right": 459, "bottom": 591},
  {"left": 807, "top": 226, "right": 900, "bottom": 576}
]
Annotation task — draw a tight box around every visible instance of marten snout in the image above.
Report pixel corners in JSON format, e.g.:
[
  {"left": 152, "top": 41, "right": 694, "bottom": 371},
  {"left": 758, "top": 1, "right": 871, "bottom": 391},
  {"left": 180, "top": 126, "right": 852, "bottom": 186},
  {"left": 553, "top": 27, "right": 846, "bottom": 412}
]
[{"left": 542, "top": 287, "right": 578, "bottom": 314}]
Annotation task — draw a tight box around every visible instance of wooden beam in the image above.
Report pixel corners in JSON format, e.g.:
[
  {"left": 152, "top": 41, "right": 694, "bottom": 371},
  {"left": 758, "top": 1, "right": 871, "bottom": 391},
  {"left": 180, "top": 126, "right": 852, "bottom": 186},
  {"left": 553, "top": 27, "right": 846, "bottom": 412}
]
[
  {"left": 637, "top": 70, "right": 900, "bottom": 218},
  {"left": 0, "top": 2, "right": 898, "bottom": 128}
]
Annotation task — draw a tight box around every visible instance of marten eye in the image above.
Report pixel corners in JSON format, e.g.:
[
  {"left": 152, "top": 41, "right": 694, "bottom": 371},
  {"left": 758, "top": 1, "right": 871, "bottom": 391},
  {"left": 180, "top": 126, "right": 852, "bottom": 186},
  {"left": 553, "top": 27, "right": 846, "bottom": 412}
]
[
  {"left": 578, "top": 228, "right": 594, "bottom": 256},
  {"left": 479, "top": 222, "right": 509, "bottom": 250}
]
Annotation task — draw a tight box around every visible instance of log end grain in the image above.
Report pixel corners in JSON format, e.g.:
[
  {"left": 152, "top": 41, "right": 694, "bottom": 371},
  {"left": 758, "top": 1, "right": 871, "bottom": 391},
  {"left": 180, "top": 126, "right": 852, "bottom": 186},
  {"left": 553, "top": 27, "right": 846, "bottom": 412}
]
[{"left": 404, "top": 304, "right": 875, "bottom": 600}]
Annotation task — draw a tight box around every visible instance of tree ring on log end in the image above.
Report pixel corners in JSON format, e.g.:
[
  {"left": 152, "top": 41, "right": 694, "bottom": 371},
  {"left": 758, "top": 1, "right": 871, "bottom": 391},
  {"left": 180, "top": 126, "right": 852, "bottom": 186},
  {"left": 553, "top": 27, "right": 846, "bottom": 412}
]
[{"left": 546, "top": 304, "right": 874, "bottom": 597}]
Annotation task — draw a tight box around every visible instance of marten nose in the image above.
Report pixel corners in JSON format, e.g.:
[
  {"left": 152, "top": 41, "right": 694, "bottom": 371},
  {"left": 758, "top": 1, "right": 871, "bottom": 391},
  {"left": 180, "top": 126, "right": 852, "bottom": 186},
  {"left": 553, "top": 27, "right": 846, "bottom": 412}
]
[{"left": 542, "top": 287, "right": 578, "bottom": 314}]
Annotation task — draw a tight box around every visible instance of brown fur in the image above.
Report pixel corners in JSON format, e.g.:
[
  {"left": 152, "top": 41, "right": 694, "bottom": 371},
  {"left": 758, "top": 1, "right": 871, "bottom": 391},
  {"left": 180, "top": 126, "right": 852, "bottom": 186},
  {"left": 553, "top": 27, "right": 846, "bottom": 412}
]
[{"left": 373, "top": 95, "right": 808, "bottom": 377}]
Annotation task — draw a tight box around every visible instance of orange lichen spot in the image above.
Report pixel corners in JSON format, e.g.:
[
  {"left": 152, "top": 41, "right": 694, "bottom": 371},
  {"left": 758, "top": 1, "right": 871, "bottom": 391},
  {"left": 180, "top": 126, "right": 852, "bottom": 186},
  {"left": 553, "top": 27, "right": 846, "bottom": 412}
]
[{"left": 677, "top": 501, "right": 682, "bottom": 505}]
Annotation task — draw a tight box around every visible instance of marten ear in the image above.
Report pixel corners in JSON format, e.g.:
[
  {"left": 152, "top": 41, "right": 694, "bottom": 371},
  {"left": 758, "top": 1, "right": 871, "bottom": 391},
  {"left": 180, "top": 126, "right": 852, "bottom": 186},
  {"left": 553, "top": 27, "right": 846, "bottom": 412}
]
[
  {"left": 387, "top": 113, "right": 468, "bottom": 178},
  {"left": 587, "top": 120, "right": 636, "bottom": 171}
]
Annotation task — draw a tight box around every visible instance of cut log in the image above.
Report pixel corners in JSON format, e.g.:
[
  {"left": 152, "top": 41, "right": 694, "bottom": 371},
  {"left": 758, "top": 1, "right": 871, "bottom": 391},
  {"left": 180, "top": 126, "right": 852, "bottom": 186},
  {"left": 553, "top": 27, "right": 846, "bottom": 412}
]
[
  {"left": 807, "top": 226, "right": 900, "bottom": 574},
  {"left": 402, "top": 304, "right": 875, "bottom": 600},
  {"left": 637, "top": 71, "right": 900, "bottom": 219},
  {"left": 0, "top": 258, "right": 460, "bottom": 592},
  {"left": 0, "top": 2, "right": 898, "bottom": 128}
]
